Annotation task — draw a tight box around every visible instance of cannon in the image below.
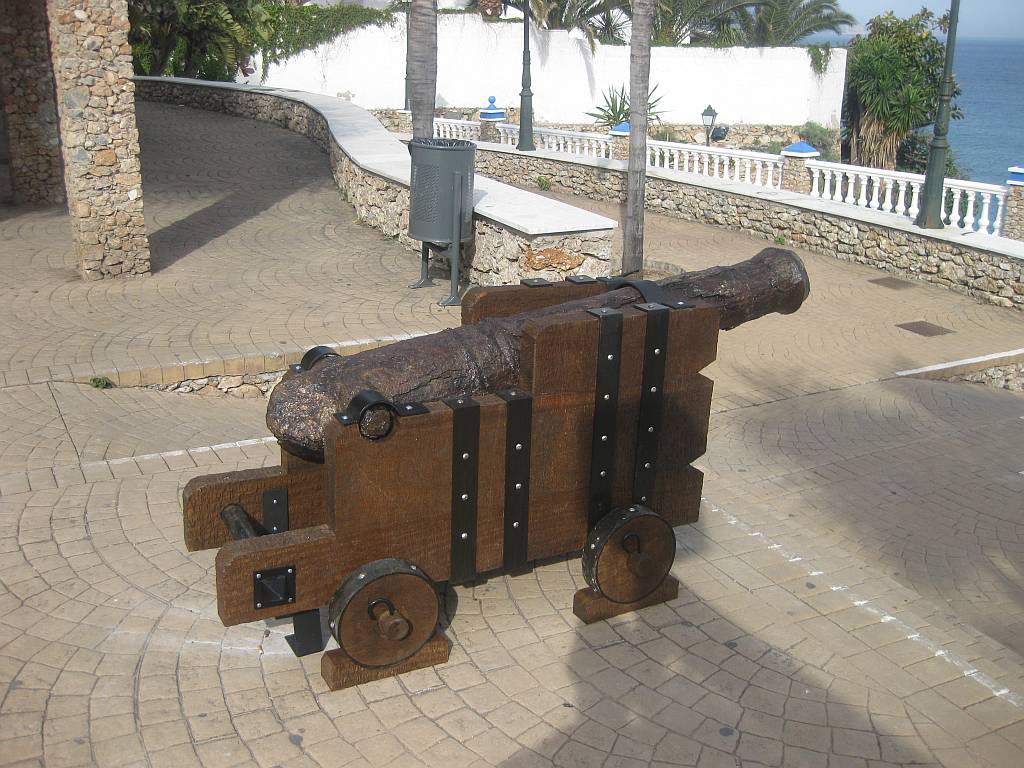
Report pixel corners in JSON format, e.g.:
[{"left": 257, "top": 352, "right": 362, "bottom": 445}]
[{"left": 183, "top": 249, "right": 809, "bottom": 690}]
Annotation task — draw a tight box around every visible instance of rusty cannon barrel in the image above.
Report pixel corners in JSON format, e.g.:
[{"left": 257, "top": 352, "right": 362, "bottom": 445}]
[{"left": 268, "top": 248, "right": 810, "bottom": 461}]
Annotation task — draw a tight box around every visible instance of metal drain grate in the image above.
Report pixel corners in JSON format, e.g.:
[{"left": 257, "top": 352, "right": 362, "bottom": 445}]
[
  {"left": 870, "top": 276, "right": 916, "bottom": 290},
  {"left": 896, "top": 320, "right": 954, "bottom": 337}
]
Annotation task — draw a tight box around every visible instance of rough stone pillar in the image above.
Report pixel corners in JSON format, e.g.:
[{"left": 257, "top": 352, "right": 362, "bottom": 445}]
[
  {"left": 1004, "top": 166, "right": 1024, "bottom": 242},
  {"left": 46, "top": 0, "right": 150, "bottom": 278},
  {"left": 609, "top": 122, "right": 630, "bottom": 162},
  {"left": 0, "top": 0, "right": 65, "bottom": 204},
  {"left": 478, "top": 96, "right": 504, "bottom": 144},
  {"left": 780, "top": 141, "right": 820, "bottom": 195},
  {"left": 396, "top": 110, "right": 413, "bottom": 133}
]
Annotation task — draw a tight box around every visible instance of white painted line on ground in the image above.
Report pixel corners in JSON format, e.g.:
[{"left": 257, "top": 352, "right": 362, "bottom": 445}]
[
  {"left": 895, "top": 347, "right": 1024, "bottom": 378},
  {"left": 699, "top": 495, "right": 1024, "bottom": 709}
]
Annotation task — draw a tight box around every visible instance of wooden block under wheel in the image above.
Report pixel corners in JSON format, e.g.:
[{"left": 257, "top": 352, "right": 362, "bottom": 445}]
[
  {"left": 572, "top": 575, "right": 679, "bottom": 624},
  {"left": 321, "top": 634, "right": 450, "bottom": 690}
]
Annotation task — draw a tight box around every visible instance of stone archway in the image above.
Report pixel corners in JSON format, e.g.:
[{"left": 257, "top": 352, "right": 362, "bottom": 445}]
[{"left": 0, "top": 0, "right": 150, "bottom": 278}]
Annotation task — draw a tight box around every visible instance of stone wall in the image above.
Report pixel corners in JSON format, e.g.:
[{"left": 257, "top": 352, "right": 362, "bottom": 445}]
[
  {"left": 137, "top": 79, "right": 613, "bottom": 286},
  {"left": 1005, "top": 186, "right": 1024, "bottom": 243},
  {"left": 0, "top": 0, "right": 65, "bottom": 204},
  {"left": 946, "top": 363, "right": 1024, "bottom": 393},
  {"left": 46, "top": 0, "right": 149, "bottom": 278},
  {"left": 475, "top": 148, "right": 1024, "bottom": 310}
]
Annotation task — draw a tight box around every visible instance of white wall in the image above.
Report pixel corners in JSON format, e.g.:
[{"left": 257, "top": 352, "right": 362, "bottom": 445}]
[{"left": 249, "top": 14, "right": 847, "bottom": 128}]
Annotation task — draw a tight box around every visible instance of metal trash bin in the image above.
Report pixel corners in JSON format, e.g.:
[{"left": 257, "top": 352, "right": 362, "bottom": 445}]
[{"left": 408, "top": 138, "right": 476, "bottom": 306}]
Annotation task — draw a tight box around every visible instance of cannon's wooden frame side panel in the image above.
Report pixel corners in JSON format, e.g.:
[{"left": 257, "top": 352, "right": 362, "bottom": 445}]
[
  {"left": 519, "top": 303, "right": 721, "bottom": 562},
  {"left": 461, "top": 282, "right": 606, "bottom": 325},
  {"left": 183, "top": 465, "right": 326, "bottom": 551},
  {"left": 216, "top": 525, "right": 341, "bottom": 625}
]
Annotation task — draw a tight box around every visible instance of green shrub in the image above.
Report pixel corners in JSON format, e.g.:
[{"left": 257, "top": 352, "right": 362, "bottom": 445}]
[
  {"left": 537, "top": 176, "right": 552, "bottom": 191},
  {"left": 90, "top": 376, "right": 115, "bottom": 389},
  {"left": 798, "top": 122, "right": 839, "bottom": 161}
]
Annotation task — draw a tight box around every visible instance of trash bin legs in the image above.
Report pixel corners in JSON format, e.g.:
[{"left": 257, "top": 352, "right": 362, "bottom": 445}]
[
  {"left": 409, "top": 243, "right": 435, "bottom": 289},
  {"left": 439, "top": 172, "right": 465, "bottom": 307}
]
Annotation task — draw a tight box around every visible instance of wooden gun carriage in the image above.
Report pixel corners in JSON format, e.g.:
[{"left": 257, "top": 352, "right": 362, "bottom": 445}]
[{"left": 183, "top": 251, "right": 808, "bottom": 690}]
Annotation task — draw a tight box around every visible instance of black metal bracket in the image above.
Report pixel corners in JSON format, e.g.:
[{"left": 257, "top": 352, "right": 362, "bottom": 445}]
[
  {"left": 336, "top": 389, "right": 428, "bottom": 428},
  {"left": 497, "top": 389, "right": 532, "bottom": 571},
  {"left": 295, "top": 345, "right": 338, "bottom": 373},
  {"left": 254, "top": 565, "right": 296, "bottom": 610},
  {"left": 261, "top": 488, "right": 289, "bottom": 534},
  {"left": 521, "top": 278, "right": 552, "bottom": 287},
  {"left": 633, "top": 303, "right": 671, "bottom": 506},
  {"left": 285, "top": 608, "right": 326, "bottom": 657},
  {"left": 599, "top": 278, "right": 667, "bottom": 305},
  {"left": 567, "top": 275, "right": 598, "bottom": 284},
  {"left": 447, "top": 397, "right": 480, "bottom": 584},
  {"left": 587, "top": 307, "right": 623, "bottom": 529},
  {"left": 599, "top": 278, "right": 696, "bottom": 310}
]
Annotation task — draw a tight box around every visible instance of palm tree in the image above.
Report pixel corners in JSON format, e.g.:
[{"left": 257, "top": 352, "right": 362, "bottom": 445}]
[
  {"left": 844, "top": 35, "right": 931, "bottom": 168},
  {"left": 726, "top": 0, "right": 853, "bottom": 46},
  {"left": 649, "top": 0, "right": 761, "bottom": 47},
  {"left": 407, "top": 0, "right": 438, "bottom": 139},
  {"left": 504, "top": 0, "right": 630, "bottom": 50},
  {"left": 623, "top": 0, "right": 655, "bottom": 275}
]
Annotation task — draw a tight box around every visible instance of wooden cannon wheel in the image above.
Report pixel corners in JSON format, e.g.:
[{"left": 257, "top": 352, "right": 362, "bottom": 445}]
[
  {"left": 583, "top": 506, "right": 676, "bottom": 604},
  {"left": 328, "top": 558, "right": 439, "bottom": 668}
]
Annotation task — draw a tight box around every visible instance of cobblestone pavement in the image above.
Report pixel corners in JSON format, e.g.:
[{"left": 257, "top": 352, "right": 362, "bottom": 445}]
[
  {"left": 0, "top": 102, "right": 457, "bottom": 389},
  {"left": 2, "top": 107, "right": 1024, "bottom": 766}
]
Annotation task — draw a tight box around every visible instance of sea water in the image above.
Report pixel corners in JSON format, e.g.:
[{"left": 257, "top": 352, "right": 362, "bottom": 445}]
[{"left": 950, "top": 38, "right": 1024, "bottom": 185}]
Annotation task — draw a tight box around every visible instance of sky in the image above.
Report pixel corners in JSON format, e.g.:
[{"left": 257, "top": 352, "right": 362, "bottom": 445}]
[{"left": 839, "top": 1, "right": 1024, "bottom": 40}]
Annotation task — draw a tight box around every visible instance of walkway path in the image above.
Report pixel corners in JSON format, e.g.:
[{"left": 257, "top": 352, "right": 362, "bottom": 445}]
[
  {"left": 1, "top": 105, "right": 1024, "bottom": 767},
  {"left": 0, "top": 102, "right": 456, "bottom": 389}
]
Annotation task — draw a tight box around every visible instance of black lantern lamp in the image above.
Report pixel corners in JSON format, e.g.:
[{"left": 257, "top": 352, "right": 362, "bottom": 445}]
[{"left": 702, "top": 105, "right": 718, "bottom": 147}]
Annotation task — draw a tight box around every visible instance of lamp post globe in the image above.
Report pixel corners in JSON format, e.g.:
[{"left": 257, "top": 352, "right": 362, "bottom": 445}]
[{"left": 702, "top": 105, "right": 717, "bottom": 147}]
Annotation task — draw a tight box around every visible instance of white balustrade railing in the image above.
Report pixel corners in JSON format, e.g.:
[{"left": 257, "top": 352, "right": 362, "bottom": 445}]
[
  {"left": 533, "top": 127, "right": 613, "bottom": 159},
  {"left": 648, "top": 140, "right": 783, "bottom": 189},
  {"left": 445, "top": 118, "right": 1014, "bottom": 238},
  {"left": 432, "top": 118, "right": 480, "bottom": 141},
  {"left": 805, "top": 160, "right": 1008, "bottom": 236},
  {"left": 493, "top": 123, "right": 612, "bottom": 159}
]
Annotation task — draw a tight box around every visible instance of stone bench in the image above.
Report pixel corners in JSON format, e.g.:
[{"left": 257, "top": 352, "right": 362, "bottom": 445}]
[{"left": 133, "top": 77, "right": 617, "bottom": 286}]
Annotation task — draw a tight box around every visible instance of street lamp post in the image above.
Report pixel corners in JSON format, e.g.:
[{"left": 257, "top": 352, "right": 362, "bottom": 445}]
[
  {"left": 517, "top": 2, "right": 535, "bottom": 152},
  {"left": 916, "top": 0, "right": 960, "bottom": 229},
  {"left": 702, "top": 105, "right": 717, "bottom": 147}
]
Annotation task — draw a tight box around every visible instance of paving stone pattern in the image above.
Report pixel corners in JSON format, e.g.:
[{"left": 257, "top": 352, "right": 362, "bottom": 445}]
[
  {"left": 2, "top": 102, "right": 1024, "bottom": 767},
  {"left": 0, "top": 102, "right": 458, "bottom": 389}
]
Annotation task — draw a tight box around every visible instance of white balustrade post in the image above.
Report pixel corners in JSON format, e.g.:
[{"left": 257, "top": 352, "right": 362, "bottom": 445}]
[{"left": 780, "top": 142, "right": 819, "bottom": 195}]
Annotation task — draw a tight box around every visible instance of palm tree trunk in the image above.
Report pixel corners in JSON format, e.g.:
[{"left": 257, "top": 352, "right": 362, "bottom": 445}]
[
  {"left": 623, "top": 0, "right": 654, "bottom": 276},
  {"left": 407, "top": 0, "right": 438, "bottom": 140}
]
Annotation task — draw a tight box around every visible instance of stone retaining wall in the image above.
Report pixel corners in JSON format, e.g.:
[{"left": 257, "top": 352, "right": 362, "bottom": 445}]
[
  {"left": 137, "top": 80, "right": 612, "bottom": 286},
  {"left": 945, "top": 363, "right": 1024, "bottom": 393},
  {"left": 475, "top": 148, "right": 1024, "bottom": 310}
]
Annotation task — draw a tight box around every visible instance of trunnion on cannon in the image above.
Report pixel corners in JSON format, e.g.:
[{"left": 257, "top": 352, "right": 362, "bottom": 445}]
[{"left": 181, "top": 250, "right": 808, "bottom": 691}]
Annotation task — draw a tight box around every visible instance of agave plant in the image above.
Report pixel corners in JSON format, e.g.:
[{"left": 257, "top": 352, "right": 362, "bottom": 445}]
[{"left": 585, "top": 84, "right": 664, "bottom": 128}]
